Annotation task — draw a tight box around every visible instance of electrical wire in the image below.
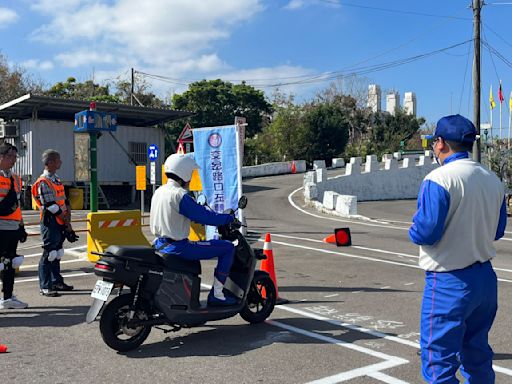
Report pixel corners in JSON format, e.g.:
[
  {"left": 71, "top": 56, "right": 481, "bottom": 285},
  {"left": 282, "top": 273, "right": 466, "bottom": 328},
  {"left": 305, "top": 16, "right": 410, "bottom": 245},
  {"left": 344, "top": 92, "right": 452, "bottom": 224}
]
[{"left": 459, "top": 35, "right": 473, "bottom": 114}]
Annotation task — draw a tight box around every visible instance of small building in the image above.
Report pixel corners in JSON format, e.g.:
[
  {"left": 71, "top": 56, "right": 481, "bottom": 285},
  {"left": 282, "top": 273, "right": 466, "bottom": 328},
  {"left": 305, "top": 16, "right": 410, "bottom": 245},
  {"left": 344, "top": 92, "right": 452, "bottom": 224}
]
[
  {"left": 403, "top": 91, "right": 417, "bottom": 116},
  {"left": 367, "top": 84, "right": 381, "bottom": 113},
  {"left": 0, "top": 94, "right": 191, "bottom": 207},
  {"left": 386, "top": 91, "right": 400, "bottom": 116}
]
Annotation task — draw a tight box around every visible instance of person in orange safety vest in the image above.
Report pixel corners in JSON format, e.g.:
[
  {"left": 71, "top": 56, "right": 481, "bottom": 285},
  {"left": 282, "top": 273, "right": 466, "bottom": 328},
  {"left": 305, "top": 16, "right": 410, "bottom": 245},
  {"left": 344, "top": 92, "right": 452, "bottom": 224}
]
[
  {"left": 0, "top": 142, "right": 28, "bottom": 309},
  {"left": 32, "top": 149, "right": 78, "bottom": 297}
]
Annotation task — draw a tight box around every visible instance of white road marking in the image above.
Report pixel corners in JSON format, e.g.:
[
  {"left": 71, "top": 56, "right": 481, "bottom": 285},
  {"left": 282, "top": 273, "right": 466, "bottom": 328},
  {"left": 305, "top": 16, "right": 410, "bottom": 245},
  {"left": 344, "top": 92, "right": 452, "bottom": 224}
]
[
  {"left": 404, "top": 283, "right": 415, "bottom": 286},
  {"left": 380, "top": 286, "right": 391, "bottom": 290},
  {"left": 268, "top": 320, "right": 409, "bottom": 384},
  {"left": 20, "top": 258, "right": 88, "bottom": 270},
  {"left": 20, "top": 245, "right": 87, "bottom": 259},
  {"left": 324, "top": 294, "right": 339, "bottom": 298},
  {"left": 288, "top": 187, "right": 512, "bottom": 242},
  {"left": 10, "top": 272, "right": 93, "bottom": 284},
  {"left": 259, "top": 237, "right": 512, "bottom": 283}
]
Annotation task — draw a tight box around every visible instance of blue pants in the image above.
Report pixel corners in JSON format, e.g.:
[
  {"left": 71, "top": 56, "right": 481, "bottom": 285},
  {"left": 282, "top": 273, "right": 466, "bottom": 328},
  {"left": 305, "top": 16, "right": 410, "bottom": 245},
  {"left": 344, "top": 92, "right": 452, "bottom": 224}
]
[
  {"left": 420, "top": 261, "right": 497, "bottom": 383},
  {"left": 154, "top": 238, "right": 235, "bottom": 283},
  {"left": 38, "top": 216, "right": 65, "bottom": 289}
]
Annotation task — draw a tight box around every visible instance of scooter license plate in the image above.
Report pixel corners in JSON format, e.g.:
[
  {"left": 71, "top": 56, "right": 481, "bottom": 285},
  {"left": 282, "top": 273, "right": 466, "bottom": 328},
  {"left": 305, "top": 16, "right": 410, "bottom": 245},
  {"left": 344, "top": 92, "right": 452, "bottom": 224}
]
[{"left": 91, "top": 280, "right": 114, "bottom": 301}]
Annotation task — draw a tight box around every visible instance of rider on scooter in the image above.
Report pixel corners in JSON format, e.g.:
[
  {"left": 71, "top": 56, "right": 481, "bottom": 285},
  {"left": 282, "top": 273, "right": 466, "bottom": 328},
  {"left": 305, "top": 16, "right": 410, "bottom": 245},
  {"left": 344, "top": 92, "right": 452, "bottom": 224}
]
[{"left": 150, "top": 153, "right": 239, "bottom": 306}]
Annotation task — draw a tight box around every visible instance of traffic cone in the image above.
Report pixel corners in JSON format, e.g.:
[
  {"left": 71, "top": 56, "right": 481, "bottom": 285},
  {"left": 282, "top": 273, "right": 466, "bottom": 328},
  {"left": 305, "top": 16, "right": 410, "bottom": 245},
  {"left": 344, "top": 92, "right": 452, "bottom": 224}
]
[
  {"left": 0, "top": 344, "right": 7, "bottom": 353},
  {"left": 291, "top": 161, "right": 297, "bottom": 174},
  {"left": 323, "top": 228, "right": 352, "bottom": 246},
  {"left": 261, "top": 233, "right": 289, "bottom": 305}
]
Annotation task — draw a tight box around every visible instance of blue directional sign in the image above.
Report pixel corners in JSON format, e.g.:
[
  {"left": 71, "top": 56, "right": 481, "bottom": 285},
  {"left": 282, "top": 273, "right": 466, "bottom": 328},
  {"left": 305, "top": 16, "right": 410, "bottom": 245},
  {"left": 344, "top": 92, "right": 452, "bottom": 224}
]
[{"left": 148, "top": 144, "right": 159, "bottom": 162}]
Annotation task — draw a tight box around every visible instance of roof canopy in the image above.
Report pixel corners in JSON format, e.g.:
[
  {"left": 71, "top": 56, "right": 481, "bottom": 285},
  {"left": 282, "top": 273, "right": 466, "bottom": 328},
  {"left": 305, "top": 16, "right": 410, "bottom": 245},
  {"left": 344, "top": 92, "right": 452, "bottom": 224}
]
[{"left": 0, "top": 94, "right": 192, "bottom": 127}]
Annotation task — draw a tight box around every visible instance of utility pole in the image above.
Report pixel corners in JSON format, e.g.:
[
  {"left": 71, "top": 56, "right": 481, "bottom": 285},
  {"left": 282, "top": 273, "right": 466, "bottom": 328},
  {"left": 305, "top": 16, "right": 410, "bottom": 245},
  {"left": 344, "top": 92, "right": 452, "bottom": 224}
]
[
  {"left": 472, "top": 0, "right": 482, "bottom": 162},
  {"left": 131, "top": 68, "right": 135, "bottom": 106}
]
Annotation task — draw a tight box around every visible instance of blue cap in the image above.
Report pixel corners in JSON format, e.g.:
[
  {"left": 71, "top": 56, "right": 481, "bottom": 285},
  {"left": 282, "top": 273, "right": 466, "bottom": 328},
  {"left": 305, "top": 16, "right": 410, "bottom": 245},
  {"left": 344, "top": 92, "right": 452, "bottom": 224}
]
[{"left": 425, "top": 114, "right": 477, "bottom": 143}]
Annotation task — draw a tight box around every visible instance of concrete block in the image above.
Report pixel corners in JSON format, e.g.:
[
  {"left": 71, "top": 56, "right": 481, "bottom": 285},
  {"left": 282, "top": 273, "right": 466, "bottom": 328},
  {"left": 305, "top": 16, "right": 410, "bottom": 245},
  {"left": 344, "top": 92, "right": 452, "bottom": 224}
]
[
  {"left": 364, "top": 155, "right": 378, "bottom": 172},
  {"left": 313, "top": 160, "right": 326, "bottom": 170},
  {"left": 382, "top": 153, "right": 393, "bottom": 161},
  {"left": 335, "top": 195, "right": 357, "bottom": 216},
  {"left": 303, "top": 171, "right": 316, "bottom": 185},
  {"left": 350, "top": 157, "right": 362, "bottom": 165},
  {"left": 304, "top": 182, "right": 318, "bottom": 200},
  {"left": 346, "top": 162, "right": 361, "bottom": 175},
  {"left": 332, "top": 158, "right": 345, "bottom": 168},
  {"left": 323, "top": 191, "right": 339, "bottom": 210},
  {"left": 418, "top": 156, "right": 426, "bottom": 166},
  {"left": 384, "top": 158, "right": 398, "bottom": 170},
  {"left": 393, "top": 152, "right": 402, "bottom": 160},
  {"left": 402, "top": 158, "right": 411, "bottom": 168},
  {"left": 316, "top": 168, "right": 327, "bottom": 183}
]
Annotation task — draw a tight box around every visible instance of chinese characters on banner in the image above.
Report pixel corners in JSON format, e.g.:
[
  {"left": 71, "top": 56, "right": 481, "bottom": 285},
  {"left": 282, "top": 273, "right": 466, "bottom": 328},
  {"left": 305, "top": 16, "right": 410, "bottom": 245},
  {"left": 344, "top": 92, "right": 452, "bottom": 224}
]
[{"left": 193, "top": 125, "right": 243, "bottom": 239}]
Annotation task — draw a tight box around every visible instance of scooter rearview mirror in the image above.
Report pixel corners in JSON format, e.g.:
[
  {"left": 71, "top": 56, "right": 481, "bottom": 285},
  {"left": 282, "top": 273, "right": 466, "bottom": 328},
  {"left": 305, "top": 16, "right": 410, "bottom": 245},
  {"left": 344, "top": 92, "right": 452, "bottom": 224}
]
[{"left": 238, "top": 195, "right": 247, "bottom": 209}]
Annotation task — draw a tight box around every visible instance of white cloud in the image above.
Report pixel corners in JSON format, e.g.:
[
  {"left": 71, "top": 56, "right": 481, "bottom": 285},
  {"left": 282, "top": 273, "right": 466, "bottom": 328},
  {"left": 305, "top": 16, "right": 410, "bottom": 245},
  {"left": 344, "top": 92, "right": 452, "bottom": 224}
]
[
  {"left": 0, "top": 7, "right": 19, "bottom": 27},
  {"left": 55, "top": 50, "right": 116, "bottom": 68},
  {"left": 284, "top": 0, "right": 306, "bottom": 10},
  {"left": 284, "top": 0, "right": 340, "bottom": 10},
  {"left": 32, "top": 0, "right": 264, "bottom": 67},
  {"left": 20, "top": 59, "right": 54, "bottom": 71}
]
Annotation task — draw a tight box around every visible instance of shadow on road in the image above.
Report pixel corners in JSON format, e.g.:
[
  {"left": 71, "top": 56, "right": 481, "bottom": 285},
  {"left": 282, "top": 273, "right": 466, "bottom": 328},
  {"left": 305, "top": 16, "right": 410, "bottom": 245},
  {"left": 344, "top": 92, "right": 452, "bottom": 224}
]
[
  {"left": 121, "top": 316, "right": 399, "bottom": 359},
  {"left": 0, "top": 305, "right": 89, "bottom": 328}
]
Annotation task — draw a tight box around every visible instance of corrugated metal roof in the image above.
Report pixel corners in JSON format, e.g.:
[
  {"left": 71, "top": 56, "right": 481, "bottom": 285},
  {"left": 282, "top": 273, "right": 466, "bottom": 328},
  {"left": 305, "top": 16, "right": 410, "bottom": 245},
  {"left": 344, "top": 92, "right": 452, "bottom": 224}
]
[{"left": 0, "top": 94, "right": 192, "bottom": 127}]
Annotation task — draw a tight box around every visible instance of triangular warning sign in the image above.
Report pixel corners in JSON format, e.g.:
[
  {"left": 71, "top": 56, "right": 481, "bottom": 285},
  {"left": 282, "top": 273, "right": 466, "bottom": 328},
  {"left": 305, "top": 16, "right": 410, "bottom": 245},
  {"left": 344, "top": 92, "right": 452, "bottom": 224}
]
[{"left": 177, "top": 122, "right": 193, "bottom": 143}]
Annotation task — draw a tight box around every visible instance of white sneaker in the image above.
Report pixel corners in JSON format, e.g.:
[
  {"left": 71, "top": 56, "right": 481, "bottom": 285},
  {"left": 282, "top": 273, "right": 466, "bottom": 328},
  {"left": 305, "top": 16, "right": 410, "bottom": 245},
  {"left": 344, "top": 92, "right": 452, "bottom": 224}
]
[{"left": 0, "top": 297, "right": 28, "bottom": 309}]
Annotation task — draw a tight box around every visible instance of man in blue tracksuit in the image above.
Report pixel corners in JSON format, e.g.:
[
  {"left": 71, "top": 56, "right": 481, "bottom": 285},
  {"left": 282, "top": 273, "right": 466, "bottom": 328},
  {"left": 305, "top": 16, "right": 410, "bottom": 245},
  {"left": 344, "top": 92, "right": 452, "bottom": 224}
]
[
  {"left": 409, "top": 114, "right": 508, "bottom": 383},
  {"left": 150, "top": 153, "right": 238, "bottom": 306}
]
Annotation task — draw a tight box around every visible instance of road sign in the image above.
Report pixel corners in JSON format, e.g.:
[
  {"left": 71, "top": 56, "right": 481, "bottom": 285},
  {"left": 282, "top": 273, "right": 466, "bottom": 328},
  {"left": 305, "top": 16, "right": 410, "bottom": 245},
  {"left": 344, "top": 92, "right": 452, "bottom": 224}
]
[
  {"left": 150, "top": 162, "right": 156, "bottom": 185},
  {"left": 148, "top": 144, "right": 159, "bottom": 162},
  {"left": 177, "top": 122, "right": 193, "bottom": 143},
  {"left": 177, "top": 142, "right": 185, "bottom": 154},
  {"left": 136, "top": 166, "right": 146, "bottom": 191}
]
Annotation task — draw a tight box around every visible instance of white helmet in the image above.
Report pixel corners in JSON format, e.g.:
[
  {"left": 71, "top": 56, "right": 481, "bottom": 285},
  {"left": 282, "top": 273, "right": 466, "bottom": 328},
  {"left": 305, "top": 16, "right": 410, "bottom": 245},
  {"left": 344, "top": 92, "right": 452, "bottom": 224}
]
[{"left": 163, "top": 154, "right": 199, "bottom": 183}]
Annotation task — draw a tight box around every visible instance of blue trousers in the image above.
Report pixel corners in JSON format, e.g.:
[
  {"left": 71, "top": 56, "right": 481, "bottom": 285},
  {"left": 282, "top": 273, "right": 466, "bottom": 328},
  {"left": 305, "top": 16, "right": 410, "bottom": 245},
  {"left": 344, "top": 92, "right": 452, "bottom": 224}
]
[
  {"left": 420, "top": 261, "right": 497, "bottom": 383},
  {"left": 154, "top": 238, "right": 235, "bottom": 283}
]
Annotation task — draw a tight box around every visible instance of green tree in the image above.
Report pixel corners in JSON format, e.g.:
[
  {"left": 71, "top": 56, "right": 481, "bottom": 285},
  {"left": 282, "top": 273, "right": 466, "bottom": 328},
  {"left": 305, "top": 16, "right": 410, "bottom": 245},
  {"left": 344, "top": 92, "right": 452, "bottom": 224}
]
[
  {"left": 171, "top": 79, "right": 272, "bottom": 138},
  {"left": 369, "top": 109, "right": 426, "bottom": 156},
  {"left": 303, "top": 103, "right": 350, "bottom": 164},
  {"left": 0, "top": 52, "right": 42, "bottom": 105},
  {"left": 114, "top": 76, "right": 165, "bottom": 107},
  {"left": 44, "top": 77, "right": 120, "bottom": 102}
]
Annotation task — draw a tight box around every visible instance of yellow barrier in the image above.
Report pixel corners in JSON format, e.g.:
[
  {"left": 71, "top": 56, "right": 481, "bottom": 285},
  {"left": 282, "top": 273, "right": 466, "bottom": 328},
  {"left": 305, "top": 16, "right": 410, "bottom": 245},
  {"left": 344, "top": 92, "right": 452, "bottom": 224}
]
[{"left": 87, "top": 210, "right": 150, "bottom": 262}]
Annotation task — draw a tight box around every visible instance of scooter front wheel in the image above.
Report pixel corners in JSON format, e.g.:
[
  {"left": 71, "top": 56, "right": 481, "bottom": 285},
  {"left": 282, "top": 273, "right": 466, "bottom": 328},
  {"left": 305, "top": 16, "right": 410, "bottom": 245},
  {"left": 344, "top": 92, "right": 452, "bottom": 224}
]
[
  {"left": 240, "top": 271, "right": 276, "bottom": 324},
  {"left": 99, "top": 294, "right": 152, "bottom": 352}
]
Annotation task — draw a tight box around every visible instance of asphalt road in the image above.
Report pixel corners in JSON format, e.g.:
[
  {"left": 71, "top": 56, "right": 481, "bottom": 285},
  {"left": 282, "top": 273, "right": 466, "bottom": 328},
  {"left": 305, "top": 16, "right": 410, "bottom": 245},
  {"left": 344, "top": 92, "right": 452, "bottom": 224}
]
[{"left": 2, "top": 171, "right": 512, "bottom": 384}]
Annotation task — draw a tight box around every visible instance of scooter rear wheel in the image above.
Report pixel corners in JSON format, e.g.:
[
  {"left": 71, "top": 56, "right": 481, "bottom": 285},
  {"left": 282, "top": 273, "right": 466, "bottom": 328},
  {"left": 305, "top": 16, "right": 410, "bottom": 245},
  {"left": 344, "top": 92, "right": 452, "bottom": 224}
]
[
  {"left": 240, "top": 271, "right": 276, "bottom": 324},
  {"left": 99, "top": 294, "right": 152, "bottom": 352}
]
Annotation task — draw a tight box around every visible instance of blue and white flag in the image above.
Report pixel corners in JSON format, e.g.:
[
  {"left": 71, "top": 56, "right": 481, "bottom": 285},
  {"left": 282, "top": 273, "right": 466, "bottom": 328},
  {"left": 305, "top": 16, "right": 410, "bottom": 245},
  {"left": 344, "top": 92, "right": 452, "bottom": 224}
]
[{"left": 193, "top": 125, "right": 242, "bottom": 239}]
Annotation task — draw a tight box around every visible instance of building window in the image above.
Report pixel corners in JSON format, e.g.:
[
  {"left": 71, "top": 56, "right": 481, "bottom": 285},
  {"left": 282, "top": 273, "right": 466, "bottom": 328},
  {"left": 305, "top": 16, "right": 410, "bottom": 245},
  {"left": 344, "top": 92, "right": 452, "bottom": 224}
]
[{"left": 129, "top": 142, "right": 147, "bottom": 164}]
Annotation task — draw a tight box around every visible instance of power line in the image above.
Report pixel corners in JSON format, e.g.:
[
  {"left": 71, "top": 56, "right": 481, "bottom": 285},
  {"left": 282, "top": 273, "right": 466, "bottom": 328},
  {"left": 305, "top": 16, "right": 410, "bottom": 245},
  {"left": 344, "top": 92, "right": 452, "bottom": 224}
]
[{"left": 317, "top": 0, "right": 470, "bottom": 20}]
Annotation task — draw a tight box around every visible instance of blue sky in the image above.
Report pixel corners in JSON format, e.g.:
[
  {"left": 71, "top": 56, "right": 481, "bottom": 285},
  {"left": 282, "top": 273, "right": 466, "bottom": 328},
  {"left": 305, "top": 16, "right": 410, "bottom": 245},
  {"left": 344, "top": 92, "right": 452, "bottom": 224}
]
[{"left": 1, "top": 0, "right": 512, "bottom": 126}]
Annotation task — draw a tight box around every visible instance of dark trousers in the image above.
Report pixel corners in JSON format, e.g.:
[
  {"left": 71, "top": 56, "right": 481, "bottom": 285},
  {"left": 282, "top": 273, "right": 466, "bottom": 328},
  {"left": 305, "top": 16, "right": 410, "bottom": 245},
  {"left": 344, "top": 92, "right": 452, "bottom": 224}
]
[
  {"left": 38, "top": 216, "right": 65, "bottom": 290},
  {"left": 0, "top": 229, "right": 19, "bottom": 300}
]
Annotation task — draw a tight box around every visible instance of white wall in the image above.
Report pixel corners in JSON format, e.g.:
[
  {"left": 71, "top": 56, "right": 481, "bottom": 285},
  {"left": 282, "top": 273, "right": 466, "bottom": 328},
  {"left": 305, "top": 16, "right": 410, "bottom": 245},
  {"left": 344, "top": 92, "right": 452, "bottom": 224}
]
[{"left": 304, "top": 154, "right": 437, "bottom": 202}]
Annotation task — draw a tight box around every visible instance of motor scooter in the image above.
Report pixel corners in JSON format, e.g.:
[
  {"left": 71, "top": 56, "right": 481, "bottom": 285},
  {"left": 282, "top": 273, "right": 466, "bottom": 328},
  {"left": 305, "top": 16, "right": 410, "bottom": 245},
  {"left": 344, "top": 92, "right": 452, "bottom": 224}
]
[{"left": 86, "top": 195, "right": 276, "bottom": 352}]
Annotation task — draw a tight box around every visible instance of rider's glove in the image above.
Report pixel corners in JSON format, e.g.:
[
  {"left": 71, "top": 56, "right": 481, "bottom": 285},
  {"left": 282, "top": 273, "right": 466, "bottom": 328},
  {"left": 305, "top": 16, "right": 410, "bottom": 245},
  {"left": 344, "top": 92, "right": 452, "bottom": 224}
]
[
  {"left": 65, "top": 230, "right": 79, "bottom": 243},
  {"left": 18, "top": 225, "right": 28, "bottom": 243}
]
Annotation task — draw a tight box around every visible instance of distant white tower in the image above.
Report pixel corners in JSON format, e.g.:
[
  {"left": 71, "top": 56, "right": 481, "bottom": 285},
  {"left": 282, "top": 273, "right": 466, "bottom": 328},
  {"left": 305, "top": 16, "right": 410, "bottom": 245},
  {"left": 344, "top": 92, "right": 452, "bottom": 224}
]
[
  {"left": 404, "top": 92, "right": 417, "bottom": 116},
  {"left": 386, "top": 91, "right": 400, "bottom": 115},
  {"left": 367, "top": 84, "right": 381, "bottom": 112}
]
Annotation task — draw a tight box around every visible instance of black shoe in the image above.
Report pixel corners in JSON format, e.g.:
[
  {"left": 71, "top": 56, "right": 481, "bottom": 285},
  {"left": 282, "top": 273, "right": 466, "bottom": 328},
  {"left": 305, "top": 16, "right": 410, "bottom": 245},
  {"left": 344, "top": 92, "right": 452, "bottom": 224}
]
[
  {"left": 40, "top": 289, "right": 60, "bottom": 297},
  {"left": 53, "top": 283, "right": 74, "bottom": 291}
]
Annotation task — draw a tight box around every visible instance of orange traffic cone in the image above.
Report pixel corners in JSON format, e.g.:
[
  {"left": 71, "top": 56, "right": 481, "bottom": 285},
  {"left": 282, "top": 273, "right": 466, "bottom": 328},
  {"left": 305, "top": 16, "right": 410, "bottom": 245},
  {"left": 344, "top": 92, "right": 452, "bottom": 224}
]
[
  {"left": 261, "top": 233, "right": 289, "bottom": 305},
  {"left": 323, "top": 228, "right": 352, "bottom": 246},
  {"left": 291, "top": 161, "right": 297, "bottom": 174},
  {"left": 0, "top": 344, "right": 7, "bottom": 353}
]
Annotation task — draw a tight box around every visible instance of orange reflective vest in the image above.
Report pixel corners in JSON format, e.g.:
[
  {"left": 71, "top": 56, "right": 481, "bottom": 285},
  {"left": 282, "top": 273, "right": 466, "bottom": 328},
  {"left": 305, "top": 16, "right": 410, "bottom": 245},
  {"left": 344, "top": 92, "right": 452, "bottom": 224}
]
[
  {"left": 0, "top": 173, "right": 22, "bottom": 221},
  {"left": 31, "top": 176, "right": 67, "bottom": 225}
]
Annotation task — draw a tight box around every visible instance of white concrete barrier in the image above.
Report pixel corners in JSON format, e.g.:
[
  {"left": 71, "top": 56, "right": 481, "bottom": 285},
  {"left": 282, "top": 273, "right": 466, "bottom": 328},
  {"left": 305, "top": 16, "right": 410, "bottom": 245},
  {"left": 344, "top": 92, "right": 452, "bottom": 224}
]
[
  {"left": 304, "top": 153, "right": 438, "bottom": 203},
  {"left": 242, "top": 160, "right": 306, "bottom": 178},
  {"left": 332, "top": 158, "right": 345, "bottom": 168},
  {"left": 335, "top": 195, "right": 357, "bottom": 215},
  {"left": 313, "top": 160, "right": 327, "bottom": 170}
]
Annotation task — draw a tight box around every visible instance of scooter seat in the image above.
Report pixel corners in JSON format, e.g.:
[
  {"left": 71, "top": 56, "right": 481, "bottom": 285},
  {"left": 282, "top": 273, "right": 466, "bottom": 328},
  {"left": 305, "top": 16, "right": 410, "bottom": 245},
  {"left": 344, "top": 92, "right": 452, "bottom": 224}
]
[{"left": 105, "top": 245, "right": 162, "bottom": 265}]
